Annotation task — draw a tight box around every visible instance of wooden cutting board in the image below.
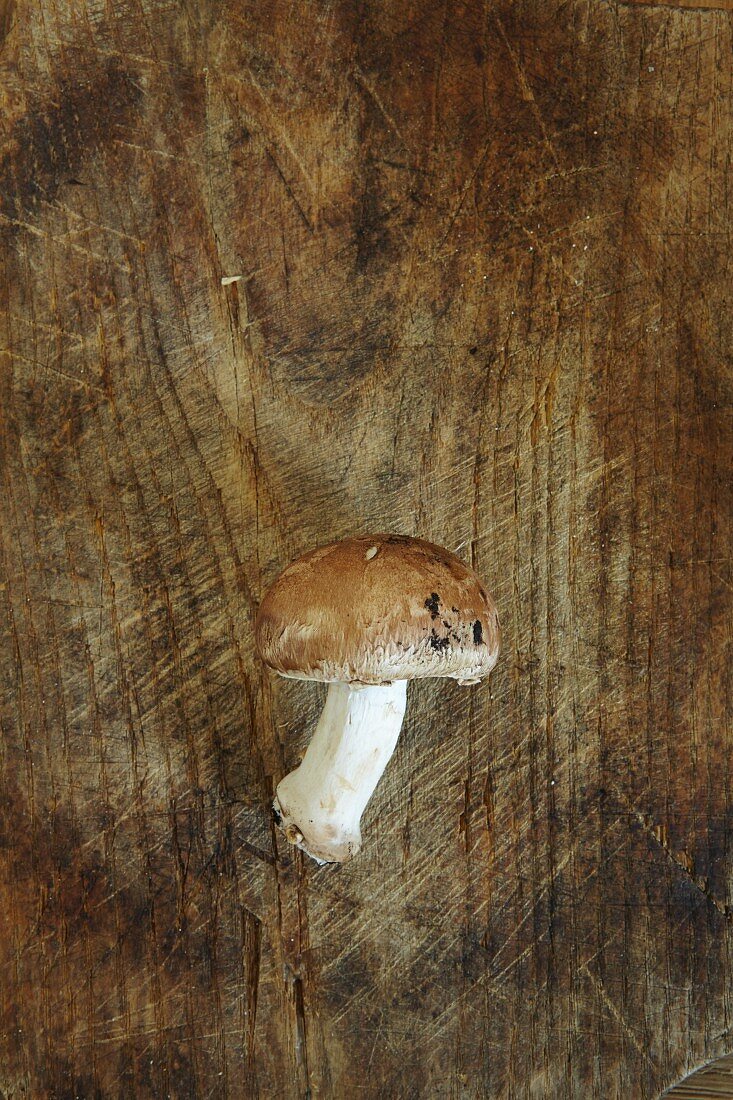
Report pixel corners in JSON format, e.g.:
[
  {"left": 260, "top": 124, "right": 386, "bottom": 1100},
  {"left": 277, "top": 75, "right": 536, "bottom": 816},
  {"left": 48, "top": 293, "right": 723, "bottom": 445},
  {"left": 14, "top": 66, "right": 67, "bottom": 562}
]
[{"left": 1, "top": 0, "right": 732, "bottom": 1096}]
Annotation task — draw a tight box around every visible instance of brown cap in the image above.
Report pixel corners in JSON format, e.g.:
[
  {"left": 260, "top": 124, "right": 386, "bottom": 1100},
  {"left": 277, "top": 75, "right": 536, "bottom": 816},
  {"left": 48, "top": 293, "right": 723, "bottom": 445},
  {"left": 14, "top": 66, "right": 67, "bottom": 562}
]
[{"left": 255, "top": 534, "right": 500, "bottom": 685}]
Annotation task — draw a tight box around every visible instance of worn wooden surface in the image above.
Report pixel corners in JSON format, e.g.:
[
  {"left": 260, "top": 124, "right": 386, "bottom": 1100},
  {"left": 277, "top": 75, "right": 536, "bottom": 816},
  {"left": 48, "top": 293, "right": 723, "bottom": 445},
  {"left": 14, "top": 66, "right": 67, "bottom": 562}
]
[
  {"left": 666, "top": 1056, "right": 733, "bottom": 1100},
  {"left": 664, "top": 1054, "right": 733, "bottom": 1098},
  {"left": 1, "top": 1, "right": 732, "bottom": 1097}
]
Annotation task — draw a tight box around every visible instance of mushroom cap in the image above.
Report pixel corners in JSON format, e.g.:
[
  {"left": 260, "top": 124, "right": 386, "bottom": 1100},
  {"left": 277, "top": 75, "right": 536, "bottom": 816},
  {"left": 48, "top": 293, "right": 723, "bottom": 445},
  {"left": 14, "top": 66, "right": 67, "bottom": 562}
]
[{"left": 255, "top": 534, "right": 500, "bottom": 684}]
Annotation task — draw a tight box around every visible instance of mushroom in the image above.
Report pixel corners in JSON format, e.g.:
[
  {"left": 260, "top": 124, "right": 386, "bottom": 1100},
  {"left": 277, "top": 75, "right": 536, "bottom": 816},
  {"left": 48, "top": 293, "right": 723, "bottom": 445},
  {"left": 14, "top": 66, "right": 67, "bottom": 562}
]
[{"left": 255, "top": 534, "right": 500, "bottom": 864}]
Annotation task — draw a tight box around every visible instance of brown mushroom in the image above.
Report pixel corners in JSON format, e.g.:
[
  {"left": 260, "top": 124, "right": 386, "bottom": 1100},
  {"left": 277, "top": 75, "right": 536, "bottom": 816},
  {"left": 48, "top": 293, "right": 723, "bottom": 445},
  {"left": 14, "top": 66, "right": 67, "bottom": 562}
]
[{"left": 256, "top": 534, "right": 500, "bottom": 863}]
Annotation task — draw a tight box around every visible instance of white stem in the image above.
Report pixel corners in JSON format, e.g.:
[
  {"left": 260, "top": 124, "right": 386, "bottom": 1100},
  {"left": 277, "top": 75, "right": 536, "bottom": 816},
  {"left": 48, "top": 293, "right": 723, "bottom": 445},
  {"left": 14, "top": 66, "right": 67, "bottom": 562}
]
[{"left": 273, "top": 681, "right": 408, "bottom": 863}]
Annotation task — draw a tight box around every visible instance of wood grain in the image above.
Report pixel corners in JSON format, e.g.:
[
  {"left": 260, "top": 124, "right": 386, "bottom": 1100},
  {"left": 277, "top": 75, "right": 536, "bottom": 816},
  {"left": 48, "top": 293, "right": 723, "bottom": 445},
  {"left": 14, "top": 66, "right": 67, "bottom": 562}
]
[
  {"left": 664, "top": 1055, "right": 733, "bottom": 1097},
  {"left": 1, "top": 1, "right": 732, "bottom": 1097}
]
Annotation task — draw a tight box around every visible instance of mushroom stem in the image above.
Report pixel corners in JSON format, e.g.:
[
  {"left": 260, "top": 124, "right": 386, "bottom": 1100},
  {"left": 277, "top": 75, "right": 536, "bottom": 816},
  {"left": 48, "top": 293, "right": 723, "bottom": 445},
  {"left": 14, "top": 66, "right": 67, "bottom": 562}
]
[{"left": 273, "top": 680, "right": 408, "bottom": 864}]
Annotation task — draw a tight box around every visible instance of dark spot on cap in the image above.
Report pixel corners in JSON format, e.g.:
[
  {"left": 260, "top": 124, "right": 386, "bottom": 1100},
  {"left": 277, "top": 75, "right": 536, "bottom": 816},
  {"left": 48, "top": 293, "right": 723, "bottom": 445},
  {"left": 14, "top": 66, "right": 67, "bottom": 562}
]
[
  {"left": 425, "top": 593, "right": 441, "bottom": 618},
  {"left": 428, "top": 629, "right": 450, "bottom": 653},
  {"left": 473, "top": 620, "right": 483, "bottom": 645},
  {"left": 469, "top": 346, "right": 478, "bottom": 355}
]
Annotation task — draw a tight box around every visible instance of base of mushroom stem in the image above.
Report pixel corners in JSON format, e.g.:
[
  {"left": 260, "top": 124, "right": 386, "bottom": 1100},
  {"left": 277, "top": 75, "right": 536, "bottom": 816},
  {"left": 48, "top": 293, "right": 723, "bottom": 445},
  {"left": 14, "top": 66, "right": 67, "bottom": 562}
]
[{"left": 272, "top": 794, "right": 362, "bottom": 865}]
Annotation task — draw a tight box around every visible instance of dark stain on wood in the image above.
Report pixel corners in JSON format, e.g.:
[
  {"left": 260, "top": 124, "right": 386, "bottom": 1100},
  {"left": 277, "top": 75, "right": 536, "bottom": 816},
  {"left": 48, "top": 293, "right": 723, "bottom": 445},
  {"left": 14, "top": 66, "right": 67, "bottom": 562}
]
[
  {"left": 0, "top": 0, "right": 14, "bottom": 46},
  {"left": 1, "top": 59, "right": 141, "bottom": 221}
]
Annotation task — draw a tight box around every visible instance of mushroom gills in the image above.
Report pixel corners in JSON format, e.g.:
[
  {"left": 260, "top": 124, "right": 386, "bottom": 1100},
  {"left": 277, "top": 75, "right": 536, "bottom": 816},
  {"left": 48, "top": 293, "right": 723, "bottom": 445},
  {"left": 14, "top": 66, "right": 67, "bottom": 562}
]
[{"left": 273, "top": 680, "right": 408, "bottom": 863}]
